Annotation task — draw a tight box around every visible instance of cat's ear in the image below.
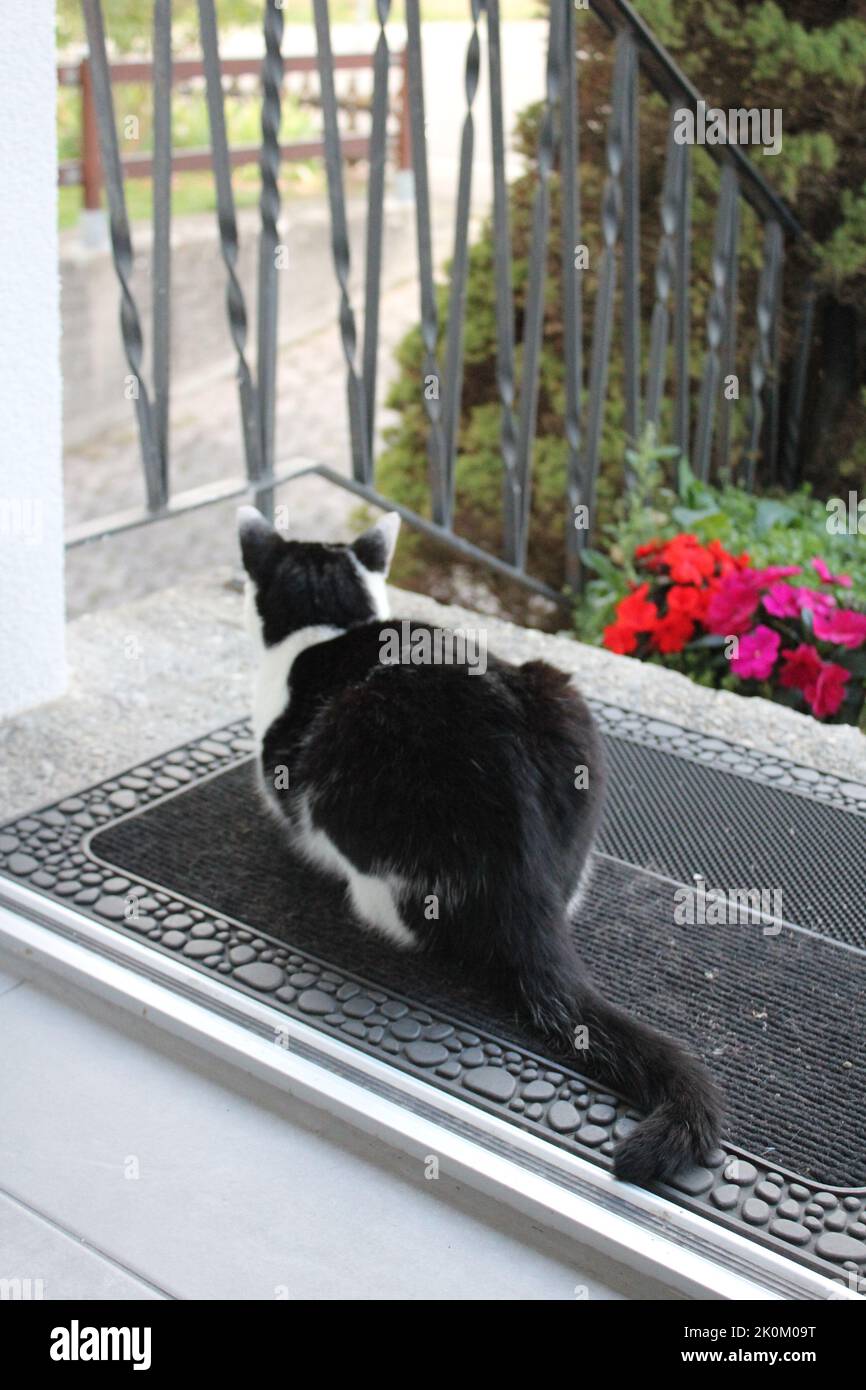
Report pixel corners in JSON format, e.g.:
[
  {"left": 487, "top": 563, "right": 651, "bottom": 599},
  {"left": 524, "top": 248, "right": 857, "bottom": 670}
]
[
  {"left": 238, "top": 506, "right": 282, "bottom": 585},
  {"left": 352, "top": 512, "right": 400, "bottom": 577}
]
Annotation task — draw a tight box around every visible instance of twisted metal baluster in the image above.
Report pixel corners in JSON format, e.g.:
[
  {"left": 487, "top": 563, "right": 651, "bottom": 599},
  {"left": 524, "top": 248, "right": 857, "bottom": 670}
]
[
  {"left": 404, "top": 0, "right": 448, "bottom": 522},
  {"left": 781, "top": 278, "right": 816, "bottom": 489},
  {"left": 622, "top": 36, "right": 641, "bottom": 455},
  {"left": 716, "top": 192, "right": 740, "bottom": 484},
  {"left": 257, "top": 0, "right": 285, "bottom": 503},
  {"left": 645, "top": 111, "right": 683, "bottom": 432},
  {"left": 313, "top": 0, "right": 370, "bottom": 485},
  {"left": 441, "top": 0, "right": 483, "bottom": 521},
  {"left": 197, "top": 0, "right": 262, "bottom": 487},
  {"left": 561, "top": 0, "right": 584, "bottom": 591},
  {"left": 81, "top": 0, "right": 162, "bottom": 511},
  {"left": 152, "top": 0, "right": 172, "bottom": 496},
  {"left": 486, "top": 0, "right": 520, "bottom": 573},
  {"left": 743, "top": 219, "right": 783, "bottom": 490},
  {"left": 361, "top": 0, "right": 392, "bottom": 464},
  {"left": 583, "top": 31, "right": 635, "bottom": 526},
  {"left": 673, "top": 141, "right": 692, "bottom": 466},
  {"left": 766, "top": 244, "right": 784, "bottom": 482},
  {"left": 693, "top": 162, "right": 737, "bottom": 481},
  {"left": 513, "top": 0, "right": 566, "bottom": 569}
]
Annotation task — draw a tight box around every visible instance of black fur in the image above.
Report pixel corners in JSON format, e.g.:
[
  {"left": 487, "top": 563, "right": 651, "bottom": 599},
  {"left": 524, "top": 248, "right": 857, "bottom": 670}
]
[{"left": 239, "top": 511, "right": 722, "bottom": 1187}]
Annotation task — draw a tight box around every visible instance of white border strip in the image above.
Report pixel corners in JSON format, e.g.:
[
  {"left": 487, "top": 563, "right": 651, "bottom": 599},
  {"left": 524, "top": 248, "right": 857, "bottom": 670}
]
[{"left": 0, "top": 879, "right": 857, "bottom": 1302}]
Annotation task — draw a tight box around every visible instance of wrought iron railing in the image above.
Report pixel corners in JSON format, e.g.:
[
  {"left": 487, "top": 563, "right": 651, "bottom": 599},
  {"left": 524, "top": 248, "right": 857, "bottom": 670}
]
[{"left": 71, "top": 0, "right": 815, "bottom": 607}]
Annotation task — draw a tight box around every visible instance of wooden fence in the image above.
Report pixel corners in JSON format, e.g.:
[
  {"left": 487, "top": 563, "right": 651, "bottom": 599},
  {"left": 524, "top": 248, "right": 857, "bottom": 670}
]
[{"left": 57, "top": 49, "right": 411, "bottom": 212}]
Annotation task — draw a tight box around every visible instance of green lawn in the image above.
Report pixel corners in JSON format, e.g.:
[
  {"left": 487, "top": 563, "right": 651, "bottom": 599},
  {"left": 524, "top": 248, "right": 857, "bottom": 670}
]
[{"left": 58, "top": 160, "right": 334, "bottom": 231}]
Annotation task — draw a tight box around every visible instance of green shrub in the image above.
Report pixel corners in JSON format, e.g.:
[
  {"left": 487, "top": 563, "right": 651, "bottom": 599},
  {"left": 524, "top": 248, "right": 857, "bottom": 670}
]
[{"left": 377, "top": 2, "right": 866, "bottom": 607}]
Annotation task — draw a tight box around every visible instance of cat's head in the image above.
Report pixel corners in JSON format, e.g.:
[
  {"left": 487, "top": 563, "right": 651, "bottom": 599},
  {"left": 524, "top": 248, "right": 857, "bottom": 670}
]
[{"left": 238, "top": 506, "right": 400, "bottom": 647}]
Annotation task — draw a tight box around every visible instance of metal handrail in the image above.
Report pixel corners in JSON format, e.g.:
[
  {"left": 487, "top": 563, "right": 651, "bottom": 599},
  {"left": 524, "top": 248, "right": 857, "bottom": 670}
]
[{"left": 590, "top": 0, "right": 804, "bottom": 239}]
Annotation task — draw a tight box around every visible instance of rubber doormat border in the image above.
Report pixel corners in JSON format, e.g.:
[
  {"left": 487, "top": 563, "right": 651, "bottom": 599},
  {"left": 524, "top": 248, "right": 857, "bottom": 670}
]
[{"left": 1, "top": 701, "right": 864, "bottom": 1286}]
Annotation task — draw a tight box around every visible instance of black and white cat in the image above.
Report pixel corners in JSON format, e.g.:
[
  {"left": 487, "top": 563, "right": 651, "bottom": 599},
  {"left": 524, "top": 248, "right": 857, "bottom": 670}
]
[{"left": 238, "top": 505, "right": 722, "bottom": 1186}]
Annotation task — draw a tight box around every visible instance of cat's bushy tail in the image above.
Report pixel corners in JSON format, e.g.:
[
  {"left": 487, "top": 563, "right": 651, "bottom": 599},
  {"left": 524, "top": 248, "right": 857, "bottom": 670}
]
[{"left": 510, "top": 929, "right": 722, "bottom": 1187}]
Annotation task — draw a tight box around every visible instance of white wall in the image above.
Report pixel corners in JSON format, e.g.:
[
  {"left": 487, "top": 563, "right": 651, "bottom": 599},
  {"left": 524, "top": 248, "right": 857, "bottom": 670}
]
[{"left": 0, "top": 1, "right": 65, "bottom": 717}]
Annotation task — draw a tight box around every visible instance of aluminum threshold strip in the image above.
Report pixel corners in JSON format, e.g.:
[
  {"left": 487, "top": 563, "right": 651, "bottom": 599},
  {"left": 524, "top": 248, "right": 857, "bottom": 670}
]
[{"left": 0, "top": 877, "right": 853, "bottom": 1303}]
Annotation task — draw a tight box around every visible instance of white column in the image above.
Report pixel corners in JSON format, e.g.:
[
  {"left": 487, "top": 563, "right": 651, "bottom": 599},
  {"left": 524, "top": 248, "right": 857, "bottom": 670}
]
[{"left": 0, "top": 1, "right": 66, "bottom": 716}]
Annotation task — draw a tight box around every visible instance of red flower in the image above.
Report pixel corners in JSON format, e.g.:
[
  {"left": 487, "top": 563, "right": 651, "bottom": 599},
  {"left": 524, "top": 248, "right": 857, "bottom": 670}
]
[
  {"left": 602, "top": 582, "right": 659, "bottom": 656},
  {"left": 667, "top": 584, "right": 711, "bottom": 622},
  {"left": 635, "top": 538, "right": 665, "bottom": 571},
  {"left": 661, "top": 534, "right": 716, "bottom": 585},
  {"left": 651, "top": 611, "right": 695, "bottom": 654},
  {"left": 603, "top": 622, "right": 638, "bottom": 655},
  {"left": 705, "top": 538, "right": 747, "bottom": 578},
  {"left": 810, "top": 662, "right": 850, "bottom": 719},
  {"left": 778, "top": 643, "right": 822, "bottom": 694},
  {"left": 616, "top": 582, "right": 658, "bottom": 631},
  {"left": 778, "top": 644, "right": 850, "bottom": 719}
]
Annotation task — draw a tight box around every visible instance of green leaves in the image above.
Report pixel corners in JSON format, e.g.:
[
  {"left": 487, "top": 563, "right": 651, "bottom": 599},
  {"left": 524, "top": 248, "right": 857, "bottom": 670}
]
[
  {"left": 579, "top": 548, "right": 623, "bottom": 587},
  {"left": 670, "top": 456, "right": 724, "bottom": 527},
  {"left": 843, "top": 649, "right": 866, "bottom": 679},
  {"left": 672, "top": 502, "right": 725, "bottom": 528},
  {"left": 754, "top": 498, "right": 798, "bottom": 534}
]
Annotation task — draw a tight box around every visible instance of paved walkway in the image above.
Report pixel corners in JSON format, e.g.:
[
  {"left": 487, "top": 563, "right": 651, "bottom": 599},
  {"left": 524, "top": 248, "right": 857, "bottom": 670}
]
[{"left": 64, "top": 276, "right": 420, "bottom": 618}]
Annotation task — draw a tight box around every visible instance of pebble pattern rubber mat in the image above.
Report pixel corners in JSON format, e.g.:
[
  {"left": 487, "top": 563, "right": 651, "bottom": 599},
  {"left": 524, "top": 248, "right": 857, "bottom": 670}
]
[{"left": 1, "top": 701, "right": 865, "bottom": 1285}]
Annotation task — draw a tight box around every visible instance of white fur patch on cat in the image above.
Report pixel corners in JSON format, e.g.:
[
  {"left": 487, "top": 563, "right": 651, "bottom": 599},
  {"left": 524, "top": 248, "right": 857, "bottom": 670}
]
[
  {"left": 245, "top": 588, "right": 342, "bottom": 745},
  {"left": 296, "top": 795, "right": 416, "bottom": 948},
  {"left": 567, "top": 855, "right": 595, "bottom": 919},
  {"left": 348, "top": 551, "right": 390, "bottom": 620}
]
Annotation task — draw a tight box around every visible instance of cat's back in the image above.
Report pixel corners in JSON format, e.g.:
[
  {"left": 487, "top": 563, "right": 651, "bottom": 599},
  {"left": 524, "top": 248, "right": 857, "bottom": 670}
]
[
  {"left": 293, "top": 618, "right": 598, "bottom": 779},
  {"left": 288, "top": 619, "right": 602, "bottom": 877}
]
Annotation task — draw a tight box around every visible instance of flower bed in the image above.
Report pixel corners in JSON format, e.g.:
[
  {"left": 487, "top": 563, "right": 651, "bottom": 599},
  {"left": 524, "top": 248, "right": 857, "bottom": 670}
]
[{"left": 602, "top": 536, "right": 866, "bottom": 724}]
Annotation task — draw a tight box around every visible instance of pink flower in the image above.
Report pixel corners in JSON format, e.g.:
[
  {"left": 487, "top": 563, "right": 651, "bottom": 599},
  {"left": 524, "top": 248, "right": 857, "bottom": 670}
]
[
  {"left": 706, "top": 573, "right": 763, "bottom": 635},
  {"left": 812, "top": 557, "right": 852, "bottom": 589},
  {"left": 751, "top": 565, "right": 801, "bottom": 584},
  {"left": 797, "top": 587, "right": 837, "bottom": 618},
  {"left": 730, "top": 624, "right": 781, "bottom": 680},
  {"left": 762, "top": 582, "right": 801, "bottom": 619},
  {"left": 800, "top": 583, "right": 834, "bottom": 611},
  {"left": 809, "top": 662, "right": 850, "bottom": 719},
  {"left": 812, "top": 606, "right": 866, "bottom": 650},
  {"left": 707, "top": 567, "right": 806, "bottom": 636}
]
